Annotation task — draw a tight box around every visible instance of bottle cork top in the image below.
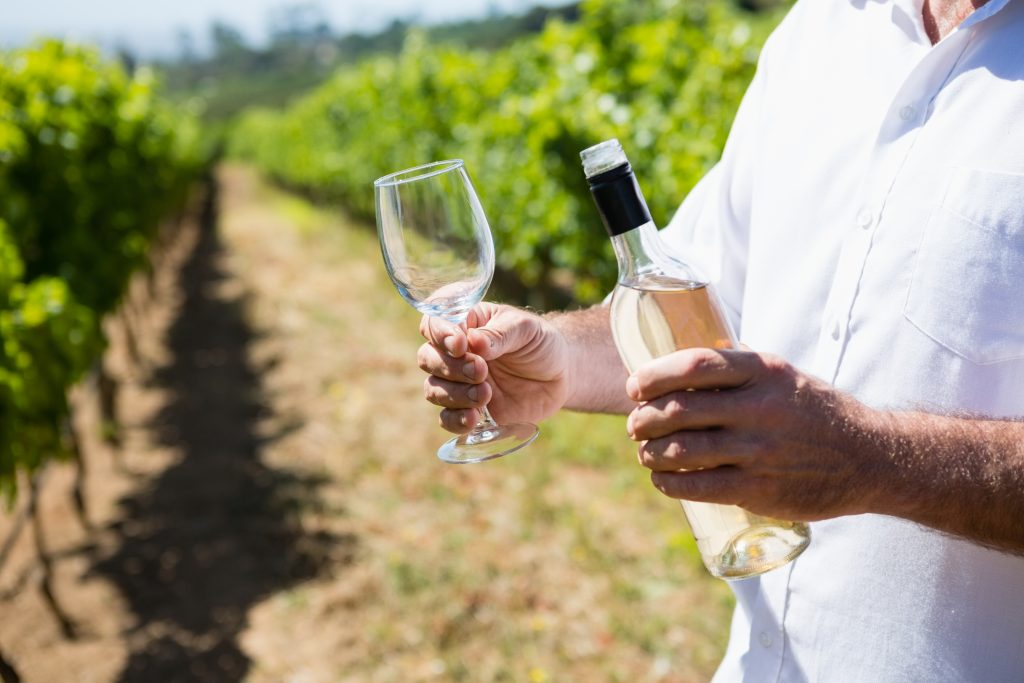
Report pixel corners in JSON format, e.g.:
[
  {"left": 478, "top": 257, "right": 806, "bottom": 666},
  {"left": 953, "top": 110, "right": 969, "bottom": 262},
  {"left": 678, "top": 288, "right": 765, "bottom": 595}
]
[{"left": 580, "top": 138, "right": 628, "bottom": 179}]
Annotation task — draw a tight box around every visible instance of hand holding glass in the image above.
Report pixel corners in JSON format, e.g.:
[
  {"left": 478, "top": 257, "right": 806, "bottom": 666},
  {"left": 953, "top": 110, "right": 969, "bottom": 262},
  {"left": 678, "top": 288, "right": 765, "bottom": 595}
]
[{"left": 374, "top": 160, "right": 539, "bottom": 463}]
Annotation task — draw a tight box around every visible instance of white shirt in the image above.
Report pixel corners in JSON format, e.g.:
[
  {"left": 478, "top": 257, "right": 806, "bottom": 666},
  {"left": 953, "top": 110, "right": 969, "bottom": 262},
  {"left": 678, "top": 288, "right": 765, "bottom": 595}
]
[{"left": 662, "top": 0, "right": 1024, "bottom": 679}]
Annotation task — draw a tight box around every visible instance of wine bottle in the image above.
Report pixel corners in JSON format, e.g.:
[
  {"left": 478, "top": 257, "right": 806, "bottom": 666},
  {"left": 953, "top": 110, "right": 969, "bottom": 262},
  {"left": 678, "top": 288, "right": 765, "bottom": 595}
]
[{"left": 581, "top": 139, "right": 810, "bottom": 579}]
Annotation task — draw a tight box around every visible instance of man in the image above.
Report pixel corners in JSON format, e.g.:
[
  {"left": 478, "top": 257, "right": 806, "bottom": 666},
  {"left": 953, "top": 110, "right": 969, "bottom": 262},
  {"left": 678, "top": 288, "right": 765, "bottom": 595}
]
[{"left": 417, "top": 0, "right": 1024, "bottom": 679}]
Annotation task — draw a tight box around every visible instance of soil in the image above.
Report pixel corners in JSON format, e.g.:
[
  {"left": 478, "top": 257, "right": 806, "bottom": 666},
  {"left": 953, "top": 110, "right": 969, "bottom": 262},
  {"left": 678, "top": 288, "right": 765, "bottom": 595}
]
[{"left": 0, "top": 166, "right": 730, "bottom": 683}]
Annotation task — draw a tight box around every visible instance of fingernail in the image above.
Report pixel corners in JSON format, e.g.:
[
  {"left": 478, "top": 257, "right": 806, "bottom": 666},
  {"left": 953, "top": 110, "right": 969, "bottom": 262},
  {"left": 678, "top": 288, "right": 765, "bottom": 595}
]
[
  {"left": 626, "top": 375, "right": 639, "bottom": 400},
  {"left": 467, "top": 386, "right": 479, "bottom": 402},
  {"left": 444, "top": 336, "right": 459, "bottom": 355},
  {"left": 462, "top": 361, "right": 476, "bottom": 379}
]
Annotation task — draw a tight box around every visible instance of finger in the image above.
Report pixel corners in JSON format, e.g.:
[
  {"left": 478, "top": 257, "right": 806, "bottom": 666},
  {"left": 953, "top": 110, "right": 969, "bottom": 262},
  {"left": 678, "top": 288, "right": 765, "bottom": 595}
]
[
  {"left": 637, "top": 430, "right": 749, "bottom": 472},
  {"left": 464, "top": 302, "right": 500, "bottom": 330},
  {"left": 466, "top": 310, "right": 542, "bottom": 361},
  {"left": 424, "top": 376, "right": 492, "bottom": 409},
  {"left": 417, "top": 343, "right": 487, "bottom": 384},
  {"left": 626, "top": 348, "right": 765, "bottom": 401},
  {"left": 627, "top": 390, "right": 740, "bottom": 440},
  {"left": 650, "top": 467, "right": 749, "bottom": 506},
  {"left": 439, "top": 408, "right": 480, "bottom": 435},
  {"left": 419, "top": 315, "right": 468, "bottom": 357}
]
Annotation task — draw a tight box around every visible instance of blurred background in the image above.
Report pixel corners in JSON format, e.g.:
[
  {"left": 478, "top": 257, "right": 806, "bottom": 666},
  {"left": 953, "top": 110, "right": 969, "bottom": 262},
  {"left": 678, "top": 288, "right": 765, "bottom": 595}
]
[{"left": 0, "top": 0, "right": 785, "bottom": 681}]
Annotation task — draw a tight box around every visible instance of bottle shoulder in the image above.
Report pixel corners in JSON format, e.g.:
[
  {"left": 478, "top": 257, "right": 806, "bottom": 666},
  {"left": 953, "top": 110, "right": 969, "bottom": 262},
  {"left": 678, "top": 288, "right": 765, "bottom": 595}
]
[
  {"left": 611, "top": 223, "right": 709, "bottom": 288},
  {"left": 614, "top": 272, "right": 707, "bottom": 292}
]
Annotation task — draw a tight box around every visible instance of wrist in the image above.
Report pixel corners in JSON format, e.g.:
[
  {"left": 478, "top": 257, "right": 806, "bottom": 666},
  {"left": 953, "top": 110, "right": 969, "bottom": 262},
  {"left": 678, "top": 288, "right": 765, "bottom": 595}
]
[
  {"left": 544, "top": 305, "right": 632, "bottom": 414},
  {"left": 853, "top": 406, "right": 926, "bottom": 519},
  {"left": 541, "top": 311, "right": 582, "bottom": 411}
]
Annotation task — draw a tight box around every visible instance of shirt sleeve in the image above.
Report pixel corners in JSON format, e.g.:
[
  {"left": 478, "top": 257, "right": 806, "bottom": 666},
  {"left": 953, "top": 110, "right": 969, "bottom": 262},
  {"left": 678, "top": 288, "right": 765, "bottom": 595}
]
[{"left": 659, "top": 29, "right": 776, "bottom": 336}]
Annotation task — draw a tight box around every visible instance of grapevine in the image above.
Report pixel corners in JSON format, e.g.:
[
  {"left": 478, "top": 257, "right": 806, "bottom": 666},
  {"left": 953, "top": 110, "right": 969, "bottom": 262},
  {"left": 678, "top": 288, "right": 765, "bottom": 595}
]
[
  {"left": 0, "top": 41, "right": 201, "bottom": 501},
  {"left": 0, "top": 43, "right": 201, "bottom": 675},
  {"left": 230, "top": 0, "right": 783, "bottom": 304}
]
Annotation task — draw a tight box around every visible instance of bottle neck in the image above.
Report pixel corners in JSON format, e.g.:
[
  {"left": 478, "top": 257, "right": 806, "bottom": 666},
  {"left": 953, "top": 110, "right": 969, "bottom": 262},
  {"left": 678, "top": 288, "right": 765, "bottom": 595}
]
[{"left": 611, "top": 221, "right": 672, "bottom": 285}]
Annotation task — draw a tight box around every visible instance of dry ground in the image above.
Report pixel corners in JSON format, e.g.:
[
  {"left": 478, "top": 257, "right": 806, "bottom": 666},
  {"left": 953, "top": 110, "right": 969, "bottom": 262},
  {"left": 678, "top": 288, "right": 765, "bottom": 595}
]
[{"left": 0, "top": 166, "right": 732, "bottom": 683}]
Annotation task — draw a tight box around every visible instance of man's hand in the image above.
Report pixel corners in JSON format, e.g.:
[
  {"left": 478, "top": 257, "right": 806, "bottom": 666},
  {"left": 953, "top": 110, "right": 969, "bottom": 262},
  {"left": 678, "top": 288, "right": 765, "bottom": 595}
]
[
  {"left": 625, "top": 347, "right": 880, "bottom": 522},
  {"left": 418, "top": 303, "right": 572, "bottom": 434}
]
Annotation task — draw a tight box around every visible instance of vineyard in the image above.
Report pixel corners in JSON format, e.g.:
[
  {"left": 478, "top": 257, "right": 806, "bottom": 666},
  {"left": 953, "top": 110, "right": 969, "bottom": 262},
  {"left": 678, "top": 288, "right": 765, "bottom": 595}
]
[
  {"left": 0, "top": 1, "right": 783, "bottom": 681},
  {"left": 0, "top": 41, "right": 200, "bottom": 681},
  {"left": 0, "top": 41, "right": 200, "bottom": 500},
  {"left": 231, "top": 0, "right": 781, "bottom": 304}
]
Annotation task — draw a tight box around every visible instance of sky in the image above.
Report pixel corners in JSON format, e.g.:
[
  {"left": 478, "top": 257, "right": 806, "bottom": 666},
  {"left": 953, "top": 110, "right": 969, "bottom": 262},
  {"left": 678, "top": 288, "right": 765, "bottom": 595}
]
[{"left": 1, "top": 0, "right": 567, "bottom": 58}]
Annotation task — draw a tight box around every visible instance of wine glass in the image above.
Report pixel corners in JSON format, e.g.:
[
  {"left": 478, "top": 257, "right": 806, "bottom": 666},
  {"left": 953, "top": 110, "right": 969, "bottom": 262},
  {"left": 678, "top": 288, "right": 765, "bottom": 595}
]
[{"left": 374, "top": 159, "right": 539, "bottom": 464}]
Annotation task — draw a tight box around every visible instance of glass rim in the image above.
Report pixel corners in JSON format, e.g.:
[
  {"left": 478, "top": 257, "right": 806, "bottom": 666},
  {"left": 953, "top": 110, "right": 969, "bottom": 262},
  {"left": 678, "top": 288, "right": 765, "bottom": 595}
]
[{"left": 374, "top": 159, "right": 465, "bottom": 188}]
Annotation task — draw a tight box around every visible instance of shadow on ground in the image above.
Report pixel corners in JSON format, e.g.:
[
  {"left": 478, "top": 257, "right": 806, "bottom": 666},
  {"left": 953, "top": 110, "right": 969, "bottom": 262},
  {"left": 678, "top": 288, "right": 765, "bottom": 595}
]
[{"left": 89, "top": 173, "right": 354, "bottom": 683}]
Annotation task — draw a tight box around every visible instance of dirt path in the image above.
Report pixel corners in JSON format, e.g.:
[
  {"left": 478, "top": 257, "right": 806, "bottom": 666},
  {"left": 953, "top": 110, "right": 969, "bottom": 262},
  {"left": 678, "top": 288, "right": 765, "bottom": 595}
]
[{"left": 0, "top": 166, "right": 730, "bottom": 683}]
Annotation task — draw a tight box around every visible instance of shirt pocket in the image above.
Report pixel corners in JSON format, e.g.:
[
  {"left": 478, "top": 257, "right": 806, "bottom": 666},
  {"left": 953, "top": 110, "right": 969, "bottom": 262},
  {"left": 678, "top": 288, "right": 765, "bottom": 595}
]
[{"left": 903, "top": 166, "right": 1024, "bottom": 365}]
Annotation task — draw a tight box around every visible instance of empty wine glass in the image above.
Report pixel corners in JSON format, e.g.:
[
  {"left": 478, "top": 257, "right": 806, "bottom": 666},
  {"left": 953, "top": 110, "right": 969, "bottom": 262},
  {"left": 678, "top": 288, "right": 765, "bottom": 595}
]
[{"left": 374, "top": 159, "right": 539, "bottom": 463}]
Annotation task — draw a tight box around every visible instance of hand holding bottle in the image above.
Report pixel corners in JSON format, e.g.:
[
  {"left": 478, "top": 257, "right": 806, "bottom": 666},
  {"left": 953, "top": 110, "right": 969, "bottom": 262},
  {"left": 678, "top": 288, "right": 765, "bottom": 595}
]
[
  {"left": 418, "top": 302, "right": 572, "bottom": 433},
  {"left": 626, "top": 345, "right": 875, "bottom": 523}
]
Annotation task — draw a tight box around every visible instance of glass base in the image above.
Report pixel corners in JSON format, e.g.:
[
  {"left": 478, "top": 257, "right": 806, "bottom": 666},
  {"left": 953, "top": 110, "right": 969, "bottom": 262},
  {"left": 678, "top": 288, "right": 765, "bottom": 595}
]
[
  {"left": 708, "top": 523, "right": 811, "bottom": 580},
  {"left": 437, "top": 422, "right": 539, "bottom": 464}
]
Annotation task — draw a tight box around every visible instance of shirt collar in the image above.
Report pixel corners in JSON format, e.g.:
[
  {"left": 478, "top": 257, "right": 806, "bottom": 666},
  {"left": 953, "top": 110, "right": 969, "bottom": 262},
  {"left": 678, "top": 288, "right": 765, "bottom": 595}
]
[
  {"left": 845, "top": 0, "right": 1015, "bottom": 25},
  {"left": 959, "top": 0, "right": 1014, "bottom": 29},
  {"left": 846, "top": 0, "right": 1015, "bottom": 44}
]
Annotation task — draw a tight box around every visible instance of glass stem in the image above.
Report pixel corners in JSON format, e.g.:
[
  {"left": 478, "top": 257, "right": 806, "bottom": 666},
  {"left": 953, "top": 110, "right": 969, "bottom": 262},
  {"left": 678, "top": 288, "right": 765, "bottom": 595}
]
[{"left": 477, "top": 405, "right": 499, "bottom": 430}]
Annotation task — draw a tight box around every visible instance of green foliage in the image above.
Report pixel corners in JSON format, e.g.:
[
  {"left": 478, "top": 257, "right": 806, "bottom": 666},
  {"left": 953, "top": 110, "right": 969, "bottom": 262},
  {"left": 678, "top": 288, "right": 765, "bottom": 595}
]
[
  {"left": 0, "top": 40, "right": 201, "bottom": 312},
  {"left": 157, "top": 4, "right": 579, "bottom": 124},
  {"left": 231, "top": 0, "right": 782, "bottom": 304},
  {"left": 0, "top": 41, "right": 201, "bottom": 502}
]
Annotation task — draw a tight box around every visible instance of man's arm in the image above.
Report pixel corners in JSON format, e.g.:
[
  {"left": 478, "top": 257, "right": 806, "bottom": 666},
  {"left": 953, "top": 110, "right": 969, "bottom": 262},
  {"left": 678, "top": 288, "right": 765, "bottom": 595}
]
[
  {"left": 546, "top": 305, "right": 633, "bottom": 415},
  {"left": 865, "top": 410, "right": 1024, "bottom": 554},
  {"left": 626, "top": 347, "right": 1024, "bottom": 554}
]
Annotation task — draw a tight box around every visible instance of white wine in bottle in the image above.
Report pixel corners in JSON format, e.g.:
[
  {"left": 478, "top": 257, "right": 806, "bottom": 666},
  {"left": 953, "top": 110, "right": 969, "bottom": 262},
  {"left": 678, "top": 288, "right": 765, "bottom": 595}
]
[{"left": 582, "top": 139, "right": 810, "bottom": 579}]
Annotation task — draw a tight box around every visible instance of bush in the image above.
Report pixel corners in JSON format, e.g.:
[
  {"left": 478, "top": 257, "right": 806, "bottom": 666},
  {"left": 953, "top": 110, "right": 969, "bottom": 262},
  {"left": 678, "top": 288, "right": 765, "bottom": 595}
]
[
  {"left": 0, "top": 41, "right": 202, "bottom": 501},
  {"left": 231, "top": 0, "right": 781, "bottom": 304}
]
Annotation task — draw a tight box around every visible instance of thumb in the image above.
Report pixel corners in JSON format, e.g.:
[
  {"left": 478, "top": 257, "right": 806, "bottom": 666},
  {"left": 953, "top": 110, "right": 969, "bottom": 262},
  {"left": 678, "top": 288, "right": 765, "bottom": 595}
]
[{"left": 466, "top": 309, "right": 536, "bottom": 361}]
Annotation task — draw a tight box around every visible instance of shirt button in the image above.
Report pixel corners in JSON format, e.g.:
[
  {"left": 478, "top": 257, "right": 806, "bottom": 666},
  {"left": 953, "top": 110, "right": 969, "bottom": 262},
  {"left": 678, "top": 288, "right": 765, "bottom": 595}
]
[
  {"left": 759, "top": 631, "right": 774, "bottom": 648},
  {"left": 899, "top": 105, "right": 917, "bottom": 121},
  {"left": 856, "top": 208, "right": 874, "bottom": 230}
]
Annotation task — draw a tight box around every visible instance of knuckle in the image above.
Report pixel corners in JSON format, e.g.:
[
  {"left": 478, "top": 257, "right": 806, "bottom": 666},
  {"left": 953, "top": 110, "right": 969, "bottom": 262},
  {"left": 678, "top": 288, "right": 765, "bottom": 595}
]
[
  {"left": 630, "top": 413, "right": 652, "bottom": 440},
  {"left": 744, "top": 437, "right": 770, "bottom": 462},
  {"left": 758, "top": 352, "right": 793, "bottom": 380},
  {"left": 642, "top": 437, "right": 686, "bottom": 469},
  {"left": 662, "top": 394, "right": 687, "bottom": 420},
  {"left": 435, "top": 359, "right": 453, "bottom": 379},
  {"left": 663, "top": 438, "right": 686, "bottom": 463},
  {"left": 439, "top": 409, "right": 457, "bottom": 430},
  {"left": 652, "top": 470, "right": 685, "bottom": 498},
  {"left": 753, "top": 391, "right": 783, "bottom": 418},
  {"left": 632, "top": 366, "right": 653, "bottom": 392},
  {"left": 423, "top": 378, "right": 442, "bottom": 404},
  {"left": 416, "top": 346, "right": 432, "bottom": 372},
  {"left": 692, "top": 346, "right": 718, "bottom": 366},
  {"left": 685, "top": 347, "right": 719, "bottom": 375},
  {"left": 753, "top": 390, "right": 793, "bottom": 421},
  {"left": 440, "top": 409, "right": 468, "bottom": 432}
]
